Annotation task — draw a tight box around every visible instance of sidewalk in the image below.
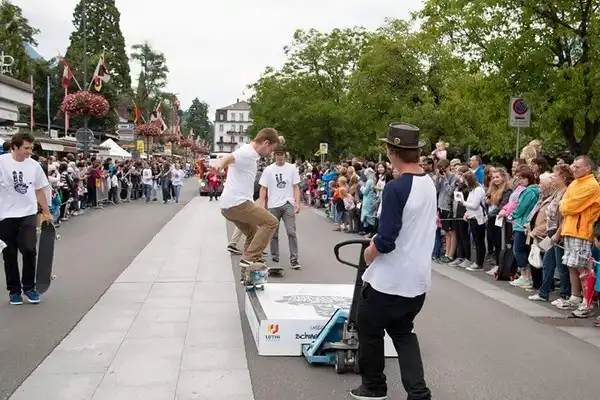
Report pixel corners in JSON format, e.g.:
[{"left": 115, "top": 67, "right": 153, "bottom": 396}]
[{"left": 10, "top": 197, "right": 254, "bottom": 400}]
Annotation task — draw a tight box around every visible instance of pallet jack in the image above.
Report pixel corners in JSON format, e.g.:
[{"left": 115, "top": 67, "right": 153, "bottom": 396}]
[{"left": 302, "top": 238, "right": 371, "bottom": 374}]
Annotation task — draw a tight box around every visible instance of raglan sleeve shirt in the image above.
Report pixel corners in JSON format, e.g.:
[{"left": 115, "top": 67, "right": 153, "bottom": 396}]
[{"left": 373, "top": 175, "right": 411, "bottom": 255}]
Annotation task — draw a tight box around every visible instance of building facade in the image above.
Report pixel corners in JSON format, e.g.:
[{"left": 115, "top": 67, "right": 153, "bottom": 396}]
[{"left": 212, "top": 99, "right": 252, "bottom": 153}]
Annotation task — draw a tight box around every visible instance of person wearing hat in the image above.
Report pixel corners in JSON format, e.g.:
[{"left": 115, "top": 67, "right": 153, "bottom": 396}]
[
  {"left": 258, "top": 142, "right": 302, "bottom": 269},
  {"left": 351, "top": 123, "right": 434, "bottom": 400}
]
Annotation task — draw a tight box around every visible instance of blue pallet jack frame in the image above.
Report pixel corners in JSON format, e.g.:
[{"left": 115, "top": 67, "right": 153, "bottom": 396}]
[{"left": 302, "top": 239, "right": 371, "bottom": 374}]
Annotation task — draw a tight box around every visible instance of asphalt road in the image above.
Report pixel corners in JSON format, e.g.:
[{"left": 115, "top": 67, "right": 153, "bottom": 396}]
[
  {"left": 229, "top": 206, "right": 600, "bottom": 400},
  {"left": 0, "top": 182, "right": 198, "bottom": 400}
]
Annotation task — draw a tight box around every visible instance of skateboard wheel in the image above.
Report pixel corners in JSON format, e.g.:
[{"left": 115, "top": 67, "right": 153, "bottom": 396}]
[{"left": 51, "top": 275, "right": 57, "bottom": 280}]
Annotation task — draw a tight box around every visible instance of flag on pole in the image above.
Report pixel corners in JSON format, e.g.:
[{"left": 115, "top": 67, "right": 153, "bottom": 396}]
[
  {"left": 46, "top": 76, "right": 51, "bottom": 135},
  {"left": 61, "top": 59, "right": 73, "bottom": 88},
  {"left": 30, "top": 76, "right": 35, "bottom": 130},
  {"left": 91, "top": 52, "right": 110, "bottom": 91},
  {"left": 150, "top": 103, "right": 167, "bottom": 132},
  {"left": 133, "top": 101, "right": 142, "bottom": 124}
]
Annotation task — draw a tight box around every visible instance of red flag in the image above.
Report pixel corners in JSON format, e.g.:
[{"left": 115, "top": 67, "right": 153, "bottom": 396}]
[
  {"left": 134, "top": 106, "right": 142, "bottom": 124},
  {"left": 61, "top": 59, "right": 73, "bottom": 89},
  {"left": 92, "top": 52, "right": 110, "bottom": 91}
]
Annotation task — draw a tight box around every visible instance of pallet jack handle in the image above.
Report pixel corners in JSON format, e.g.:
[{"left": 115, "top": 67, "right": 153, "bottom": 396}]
[
  {"left": 333, "top": 239, "right": 371, "bottom": 327},
  {"left": 333, "top": 239, "right": 372, "bottom": 269}
]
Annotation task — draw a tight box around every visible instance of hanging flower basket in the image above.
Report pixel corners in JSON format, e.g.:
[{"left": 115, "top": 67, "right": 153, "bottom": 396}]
[
  {"left": 164, "top": 134, "right": 179, "bottom": 143},
  {"left": 60, "top": 91, "right": 110, "bottom": 118},
  {"left": 179, "top": 139, "right": 192, "bottom": 148},
  {"left": 136, "top": 123, "right": 161, "bottom": 137}
]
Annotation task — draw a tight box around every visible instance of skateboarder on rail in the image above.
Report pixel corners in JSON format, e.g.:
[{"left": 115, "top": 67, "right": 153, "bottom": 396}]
[
  {"left": 259, "top": 141, "right": 302, "bottom": 269},
  {"left": 350, "top": 123, "right": 434, "bottom": 400},
  {"left": 213, "top": 128, "right": 281, "bottom": 273},
  {"left": 0, "top": 133, "right": 51, "bottom": 305}
]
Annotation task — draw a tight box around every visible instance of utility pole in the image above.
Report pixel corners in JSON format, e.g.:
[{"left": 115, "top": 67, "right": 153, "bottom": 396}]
[{"left": 81, "top": 0, "right": 91, "bottom": 157}]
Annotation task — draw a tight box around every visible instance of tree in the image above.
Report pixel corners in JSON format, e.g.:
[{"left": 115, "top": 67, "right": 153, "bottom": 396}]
[
  {"left": 418, "top": 0, "right": 600, "bottom": 155},
  {"left": 131, "top": 41, "right": 169, "bottom": 116},
  {"left": 64, "top": 0, "right": 132, "bottom": 132},
  {"left": 0, "top": 0, "right": 39, "bottom": 81},
  {"left": 249, "top": 27, "right": 372, "bottom": 158},
  {"left": 185, "top": 98, "right": 212, "bottom": 142}
]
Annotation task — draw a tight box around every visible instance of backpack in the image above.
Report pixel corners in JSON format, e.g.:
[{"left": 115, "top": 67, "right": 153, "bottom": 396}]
[{"left": 495, "top": 222, "right": 518, "bottom": 281}]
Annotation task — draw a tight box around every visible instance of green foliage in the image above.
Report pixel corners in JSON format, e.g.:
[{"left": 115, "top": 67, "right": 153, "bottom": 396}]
[
  {"left": 0, "top": 0, "right": 39, "bottom": 81},
  {"left": 248, "top": 2, "right": 600, "bottom": 158},
  {"left": 184, "top": 98, "right": 212, "bottom": 142},
  {"left": 131, "top": 41, "right": 169, "bottom": 118}
]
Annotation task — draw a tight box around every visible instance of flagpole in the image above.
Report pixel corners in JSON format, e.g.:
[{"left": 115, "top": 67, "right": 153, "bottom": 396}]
[
  {"left": 46, "top": 76, "right": 51, "bottom": 136},
  {"left": 30, "top": 75, "right": 34, "bottom": 132},
  {"left": 82, "top": 0, "right": 90, "bottom": 157}
]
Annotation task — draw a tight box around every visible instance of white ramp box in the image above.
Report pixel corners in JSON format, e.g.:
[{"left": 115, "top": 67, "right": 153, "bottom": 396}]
[{"left": 245, "top": 283, "right": 398, "bottom": 357}]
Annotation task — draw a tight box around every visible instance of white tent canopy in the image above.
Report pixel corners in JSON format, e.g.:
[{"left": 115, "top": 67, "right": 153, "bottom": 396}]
[{"left": 99, "top": 138, "right": 131, "bottom": 159}]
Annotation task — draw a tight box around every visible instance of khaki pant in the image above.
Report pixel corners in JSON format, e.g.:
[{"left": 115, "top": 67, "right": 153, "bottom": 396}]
[{"left": 222, "top": 201, "right": 278, "bottom": 262}]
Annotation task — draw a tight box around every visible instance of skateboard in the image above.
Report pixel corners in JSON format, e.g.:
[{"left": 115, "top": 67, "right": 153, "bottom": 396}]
[
  {"left": 242, "top": 265, "right": 268, "bottom": 292},
  {"left": 36, "top": 221, "right": 57, "bottom": 294},
  {"left": 268, "top": 266, "right": 284, "bottom": 277}
]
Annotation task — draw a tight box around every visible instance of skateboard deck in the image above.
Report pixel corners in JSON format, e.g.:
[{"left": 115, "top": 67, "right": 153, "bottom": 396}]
[
  {"left": 268, "top": 267, "right": 284, "bottom": 277},
  {"left": 242, "top": 266, "right": 268, "bottom": 292},
  {"left": 36, "top": 221, "right": 57, "bottom": 294}
]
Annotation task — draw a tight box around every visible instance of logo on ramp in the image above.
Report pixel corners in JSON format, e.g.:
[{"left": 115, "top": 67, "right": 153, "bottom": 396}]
[{"left": 267, "top": 323, "right": 279, "bottom": 334}]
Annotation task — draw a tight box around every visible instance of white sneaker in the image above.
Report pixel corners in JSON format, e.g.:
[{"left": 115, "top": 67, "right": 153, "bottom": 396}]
[
  {"left": 459, "top": 259, "right": 471, "bottom": 268},
  {"left": 448, "top": 259, "right": 463, "bottom": 267},
  {"left": 528, "top": 293, "right": 548, "bottom": 302},
  {"left": 557, "top": 295, "right": 582, "bottom": 310},
  {"left": 510, "top": 277, "right": 524, "bottom": 286},
  {"left": 551, "top": 298, "right": 569, "bottom": 307},
  {"left": 572, "top": 302, "right": 594, "bottom": 318},
  {"left": 486, "top": 266, "right": 499, "bottom": 276},
  {"left": 466, "top": 263, "right": 484, "bottom": 272}
]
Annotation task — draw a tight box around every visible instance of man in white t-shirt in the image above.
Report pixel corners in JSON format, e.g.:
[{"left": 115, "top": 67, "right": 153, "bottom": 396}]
[
  {"left": 0, "top": 134, "right": 51, "bottom": 305},
  {"left": 259, "top": 143, "right": 302, "bottom": 269},
  {"left": 141, "top": 162, "right": 153, "bottom": 202},
  {"left": 214, "top": 128, "right": 281, "bottom": 271}
]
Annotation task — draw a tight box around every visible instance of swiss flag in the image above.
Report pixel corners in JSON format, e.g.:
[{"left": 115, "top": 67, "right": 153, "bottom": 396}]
[{"left": 61, "top": 59, "right": 73, "bottom": 89}]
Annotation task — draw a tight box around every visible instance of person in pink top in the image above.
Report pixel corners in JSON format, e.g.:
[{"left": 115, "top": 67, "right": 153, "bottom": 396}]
[{"left": 431, "top": 140, "right": 448, "bottom": 160}]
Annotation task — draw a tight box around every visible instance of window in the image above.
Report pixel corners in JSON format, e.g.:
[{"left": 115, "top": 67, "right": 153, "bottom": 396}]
[
  {"left": 219, "top": 124, "right": 224, "bottom": 132},
  {"left": 218, "top": 114, "right": 224, "bottom": 121},
  {"left": 239, "top": 124, "right": 243, "bottom": 132},
  {"left": 218, "top": 144, "right": 223, "bottom": 152},
  {"left": 231, "top": 113, "right": 236, "bottom": 121},
  {"left": 219, "top": 136, "right": 223, "bottom": 142},
  {"left": 239, "top": 113, "right": 243, "bottom": 121},
  {"left": 230, "top": 125, "right": 236, "bottom": 132}
]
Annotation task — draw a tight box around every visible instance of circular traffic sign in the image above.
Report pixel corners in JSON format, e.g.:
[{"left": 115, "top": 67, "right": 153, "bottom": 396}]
[{"left": 512, "top": 98, "right": 528, "bottom": 115}]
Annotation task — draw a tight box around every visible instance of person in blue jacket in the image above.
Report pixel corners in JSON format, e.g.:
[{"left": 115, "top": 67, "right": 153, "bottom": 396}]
[{"left": 469, "top": 154, "right": 485, "bottom": 185}]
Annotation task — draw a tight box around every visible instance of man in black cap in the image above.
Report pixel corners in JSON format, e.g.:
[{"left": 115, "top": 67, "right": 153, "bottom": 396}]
[{"left": 350, "top": 123, "right": 434, "bottom": 400}]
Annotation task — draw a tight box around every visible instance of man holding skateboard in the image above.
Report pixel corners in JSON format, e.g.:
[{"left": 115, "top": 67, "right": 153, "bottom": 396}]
[
  {"left": 259, "top": 142, "right": 302, "bottom": 272},
  {"left": 214, "top": 128, "right": 281, "bottom": 277},
  {"left": 0, "top": 133, "right": 51, "bottom": 305},
  {"left": 351, "top": 123, "right": 434, "bottom": 400}
]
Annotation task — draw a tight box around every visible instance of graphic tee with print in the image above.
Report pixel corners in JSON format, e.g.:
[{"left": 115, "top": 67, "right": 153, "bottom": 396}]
[
  {"left": 0, "top": 154, "right": 49, "bottom": 219},
  {"left": 259, "top": 162, "right": 300, "bottom": 209},
  {"left": 219, "top": 144, "right": 260, "bottom": 209}
]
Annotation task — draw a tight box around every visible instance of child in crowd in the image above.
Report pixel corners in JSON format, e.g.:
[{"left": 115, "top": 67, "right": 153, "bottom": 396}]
[
  {"left": 432, "top": 140, "right": 448, "bottom": 160},
  {"left": 342, "top": 186, "right": 356, "bottom": 233}
]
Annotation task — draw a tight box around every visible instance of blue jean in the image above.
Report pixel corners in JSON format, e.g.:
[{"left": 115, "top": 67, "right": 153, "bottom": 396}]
[
  {"left": 143, "top": 184, "right": 152, "bottom": 202},
  {"left": 538, "top": 245, "right": 571, "bottom": 299},
  {"left": 432, "top": 228, "right": 442, "bottom": 258},
  {"left": 513, "top": 230, "right": 530, "bottom": 269},
  {"left": 173, "top": 184, "right": 182, "bottom": 203}
]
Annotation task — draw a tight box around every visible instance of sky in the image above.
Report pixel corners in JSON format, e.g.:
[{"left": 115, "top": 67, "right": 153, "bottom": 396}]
[{"left": 19, "top": 0, "right": 423, "bottom": 117}]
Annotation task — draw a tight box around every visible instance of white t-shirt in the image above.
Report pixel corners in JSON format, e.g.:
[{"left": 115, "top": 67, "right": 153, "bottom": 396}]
[
  {"left": 141, "top": 168, "right": 153, "bottom": 185},
  {"left": 219, "top": 144, "right": 260, "bottom": 209},
  {"left": 0, "top": 154, "right": 49, "bottom": 219},
  {"left": 259, "top": 162, "right": 300, "bottom": 209},
  {"left": 171, "top": 169, "right": 185, "bottom": 186}
]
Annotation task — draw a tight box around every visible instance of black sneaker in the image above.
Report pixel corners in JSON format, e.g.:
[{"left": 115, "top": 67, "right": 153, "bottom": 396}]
[
  {"left": 227, "top": 245, "right": 242, "bottom": 255},
  {"left": 290, "top": 262, "right": 301, "bottom": 270},
  {"left": 350, "top": 385, "right": 387, "bottom": 400},
  {"left": 272, "top": 257, "right": 279, "bottom": 263}
]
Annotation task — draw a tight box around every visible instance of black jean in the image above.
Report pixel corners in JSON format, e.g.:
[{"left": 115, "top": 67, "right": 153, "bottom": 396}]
[
  {"left": 487, "top": 218, "right": 501, "bottom": 258},
  {"left": 0, "top": 214, "right": 38, "bottom": 294},
  {"left": 455, "top": 220, "right": 470, "bottom": 260},
  {"left": 468, "top": 219, "right": 487, "bottom": 267},
  {"left": 357, "top": 284, "right": 431, "bottom": 399}
]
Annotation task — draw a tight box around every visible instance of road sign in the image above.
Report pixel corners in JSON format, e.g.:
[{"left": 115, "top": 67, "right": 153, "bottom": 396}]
[
  {"left": 319, "top": 143, "right": 328, "bottom": 155},
  {"left": 75, "top": 128, "right": 94, "bottom": 142},
  {"left": 136, "top": 140, "right": 145, "bottom": 154},
  {"left": 509, "top": 97, "right": 531, "bottom": 128}
]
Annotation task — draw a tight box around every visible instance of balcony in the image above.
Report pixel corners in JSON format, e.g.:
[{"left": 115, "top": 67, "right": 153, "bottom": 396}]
[
  {"left": 217, "top": 139, "right": 237, "bottom": 145},
  {"left": 225, "top": 130, "right": 247, "bottom": 135}
]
